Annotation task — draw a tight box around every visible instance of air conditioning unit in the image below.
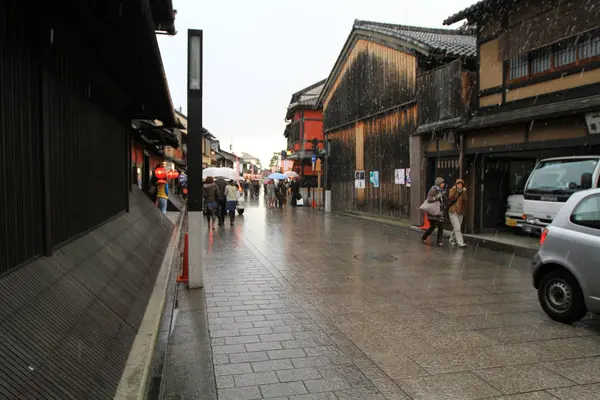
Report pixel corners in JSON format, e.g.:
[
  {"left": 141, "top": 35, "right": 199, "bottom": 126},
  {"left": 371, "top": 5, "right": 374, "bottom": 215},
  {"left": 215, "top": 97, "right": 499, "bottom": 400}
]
[{"left": 585, "top": 111, "right": 600, "bottom": 135}]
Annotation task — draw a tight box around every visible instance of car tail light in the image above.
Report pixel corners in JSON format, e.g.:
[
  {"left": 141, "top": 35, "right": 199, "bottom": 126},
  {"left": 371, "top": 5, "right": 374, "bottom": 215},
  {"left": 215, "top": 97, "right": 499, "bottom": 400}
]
[{"left": 540, "top": 228, "right": 549, "bottom": 245}]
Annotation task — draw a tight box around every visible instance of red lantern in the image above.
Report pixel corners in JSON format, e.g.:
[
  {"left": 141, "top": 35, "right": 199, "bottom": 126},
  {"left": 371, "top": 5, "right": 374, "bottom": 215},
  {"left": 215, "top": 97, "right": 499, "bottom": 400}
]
[
  {"left": 167, "top": 170, "right": 179, "bottom": 180},
  {"left": 155, "top": 167, "right": 167, "bottom": 180}
]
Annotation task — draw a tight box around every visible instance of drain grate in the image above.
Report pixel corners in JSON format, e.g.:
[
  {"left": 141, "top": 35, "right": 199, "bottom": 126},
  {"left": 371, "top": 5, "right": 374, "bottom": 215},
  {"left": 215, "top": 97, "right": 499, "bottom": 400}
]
[{"left": 353, "top": 254, "right": 398, "bottom": 263}]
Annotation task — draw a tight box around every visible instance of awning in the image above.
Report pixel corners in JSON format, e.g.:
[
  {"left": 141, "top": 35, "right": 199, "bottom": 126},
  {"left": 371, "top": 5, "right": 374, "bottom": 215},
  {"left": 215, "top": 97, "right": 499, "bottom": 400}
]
[
  {"left": 137, "top": 120, "right": 179, "bottom": 148},
  {"left": 414, "top": 117, "right": 465, "bottom": 135},
  {"left": 463, "top": 95, "right": 600, "bottom": 130}
]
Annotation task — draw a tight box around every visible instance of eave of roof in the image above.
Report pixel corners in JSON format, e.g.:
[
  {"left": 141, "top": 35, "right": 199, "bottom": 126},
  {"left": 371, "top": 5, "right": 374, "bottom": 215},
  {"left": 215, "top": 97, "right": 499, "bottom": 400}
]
[
  {"left": 286, "top": 80, "right": 325, "bottom": 120},
  {"left": 462, "top": 94, "right": 600, "bottom": 130},
  {"left": 290, "top": 79, "right": 327, "bottom": 103},
  {"left": 414, "top": 117, "right": 466, "bottom": 135},
  {"left": 443, "top": 0, "right": 515, "bottom": 25}
]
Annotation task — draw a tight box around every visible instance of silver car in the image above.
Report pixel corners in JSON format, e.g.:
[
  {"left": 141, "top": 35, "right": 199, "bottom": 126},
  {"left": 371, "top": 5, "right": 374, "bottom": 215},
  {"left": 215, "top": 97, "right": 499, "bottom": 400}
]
[{"left": 532, "top": 188, "right": 600, "bottom": 324}]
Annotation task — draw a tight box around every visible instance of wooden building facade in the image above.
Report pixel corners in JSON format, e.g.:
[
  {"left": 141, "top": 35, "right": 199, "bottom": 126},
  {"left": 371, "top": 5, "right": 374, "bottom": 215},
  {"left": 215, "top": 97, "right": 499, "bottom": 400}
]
[
  {"left": 440, "top": 0, "right": 600, "bottom": 233},
  {"left": 319, "top": 20, "right": 476, "bottom": 218}
]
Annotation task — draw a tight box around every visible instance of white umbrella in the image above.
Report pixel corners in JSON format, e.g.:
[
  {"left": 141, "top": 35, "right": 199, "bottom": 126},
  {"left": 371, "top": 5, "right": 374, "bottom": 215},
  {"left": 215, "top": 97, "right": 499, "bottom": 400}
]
[
  {"left": 284, "top": 171, "right": 299, "bottom": 178},
  {"left": 203, "top": 167, "right": 242, "bottom": 181}
]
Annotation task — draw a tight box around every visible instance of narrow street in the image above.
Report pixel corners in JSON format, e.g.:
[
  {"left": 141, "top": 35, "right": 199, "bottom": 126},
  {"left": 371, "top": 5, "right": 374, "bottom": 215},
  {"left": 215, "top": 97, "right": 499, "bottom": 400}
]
[{"left": 163, "top": 200, "right": 600, "bottom": 400}]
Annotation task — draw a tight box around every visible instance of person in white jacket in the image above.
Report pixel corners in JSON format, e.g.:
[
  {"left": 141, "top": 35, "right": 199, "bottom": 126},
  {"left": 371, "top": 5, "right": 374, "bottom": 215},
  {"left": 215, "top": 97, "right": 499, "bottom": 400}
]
[{"left": 224, "top": 180, "right": 239, "bottom": 226}]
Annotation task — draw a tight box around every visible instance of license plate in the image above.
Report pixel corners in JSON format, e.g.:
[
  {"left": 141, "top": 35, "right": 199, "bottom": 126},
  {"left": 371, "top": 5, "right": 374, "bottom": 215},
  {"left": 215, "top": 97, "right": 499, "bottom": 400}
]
[{"left": 506, "top": 218, "right": 518, "bottom": 227}]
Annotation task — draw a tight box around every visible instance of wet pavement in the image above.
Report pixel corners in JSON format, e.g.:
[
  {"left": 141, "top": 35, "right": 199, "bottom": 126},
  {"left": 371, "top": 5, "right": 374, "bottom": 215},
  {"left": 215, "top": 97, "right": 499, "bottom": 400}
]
[{"left": 162, "top": 198, "right": 600, "bottom": 400}]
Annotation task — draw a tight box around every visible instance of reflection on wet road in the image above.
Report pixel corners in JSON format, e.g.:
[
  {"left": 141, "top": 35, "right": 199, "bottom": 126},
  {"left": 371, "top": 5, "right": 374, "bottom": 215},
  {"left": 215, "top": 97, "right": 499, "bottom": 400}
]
[{"left": 183, "top": 199, "right": 600, "bottom": 399}]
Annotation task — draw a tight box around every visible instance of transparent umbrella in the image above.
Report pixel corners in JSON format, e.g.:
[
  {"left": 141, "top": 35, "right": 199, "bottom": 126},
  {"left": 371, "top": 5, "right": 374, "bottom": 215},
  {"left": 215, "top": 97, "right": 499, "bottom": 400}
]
[{"left": 203, "top": 167, "right": 242, "bottom": 181}]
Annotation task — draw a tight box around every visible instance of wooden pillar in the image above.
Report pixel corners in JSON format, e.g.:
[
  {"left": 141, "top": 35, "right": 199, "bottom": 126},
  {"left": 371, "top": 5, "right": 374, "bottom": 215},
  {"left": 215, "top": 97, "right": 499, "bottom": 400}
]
[
  {"left": 459, "top": 133, "right": 465, "bottom": 179},
  {"left": 355, "top": 121, "right": 365, "bottom": 204}
]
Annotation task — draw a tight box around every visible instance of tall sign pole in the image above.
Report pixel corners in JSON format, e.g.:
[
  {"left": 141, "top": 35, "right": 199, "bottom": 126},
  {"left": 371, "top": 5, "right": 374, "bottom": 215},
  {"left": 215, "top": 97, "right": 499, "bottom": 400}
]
[{"left": 187, "top": 29, "right": 204, "bottom": 289}]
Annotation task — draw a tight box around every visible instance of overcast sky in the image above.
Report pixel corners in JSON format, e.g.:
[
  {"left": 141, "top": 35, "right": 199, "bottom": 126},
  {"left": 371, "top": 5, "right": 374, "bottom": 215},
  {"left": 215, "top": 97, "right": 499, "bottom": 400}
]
[{"left": 157, "top": 0, "right": 475, "bottom": 166}]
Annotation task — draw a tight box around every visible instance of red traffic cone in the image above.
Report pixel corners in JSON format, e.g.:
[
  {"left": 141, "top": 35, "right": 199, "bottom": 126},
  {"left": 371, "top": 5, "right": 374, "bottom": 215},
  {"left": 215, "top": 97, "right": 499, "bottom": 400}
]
[{"left": 420, "top": 213, "right": 430, "bottom": 231}]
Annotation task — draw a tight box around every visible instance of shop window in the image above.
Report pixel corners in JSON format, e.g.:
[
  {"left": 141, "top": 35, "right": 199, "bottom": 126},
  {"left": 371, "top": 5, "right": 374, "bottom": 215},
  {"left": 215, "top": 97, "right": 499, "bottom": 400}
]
[
  {"left": 509, "top": 55, "right": 529, "bottom": 80},
  {"left": 570, "top": 194, "right": 600, "bottom": 230}
]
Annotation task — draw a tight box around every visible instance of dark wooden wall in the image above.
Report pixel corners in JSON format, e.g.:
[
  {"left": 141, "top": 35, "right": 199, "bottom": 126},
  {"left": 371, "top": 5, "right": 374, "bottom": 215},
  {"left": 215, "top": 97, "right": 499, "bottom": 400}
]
[
  {"left": 327, "top": 107, "right": 416, "bottom": 217},
  {"left": 328, "top": 127, "right": 356, "bottom": 212},
  {"left": 323, "top": 39, "right": 416, "bottom": 131},
  {"left": 417, "top": 60, "right": 466, "bottom": 125},
  {"left": 0, "top": 1, "right": 130, "bottom": 274},
  {"left": 503, "top": 0, "right": 599, "bottom": 59},
  {"left": 363, "top": 108, "right": 415, "bottom": 217}
]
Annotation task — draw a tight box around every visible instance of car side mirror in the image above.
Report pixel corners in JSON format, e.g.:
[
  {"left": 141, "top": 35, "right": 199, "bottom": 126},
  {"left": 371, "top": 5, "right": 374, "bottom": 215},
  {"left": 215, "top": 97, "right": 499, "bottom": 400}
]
[{"left": 581, "top": 173, "right": 593, "bottom": 189}]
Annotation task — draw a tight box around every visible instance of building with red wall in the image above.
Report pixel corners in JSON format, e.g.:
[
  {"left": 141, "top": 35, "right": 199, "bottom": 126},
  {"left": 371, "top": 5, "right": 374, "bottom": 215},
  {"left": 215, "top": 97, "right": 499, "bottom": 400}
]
[{"left": 283, "top": 80, "right": 325, "bottom": 184}]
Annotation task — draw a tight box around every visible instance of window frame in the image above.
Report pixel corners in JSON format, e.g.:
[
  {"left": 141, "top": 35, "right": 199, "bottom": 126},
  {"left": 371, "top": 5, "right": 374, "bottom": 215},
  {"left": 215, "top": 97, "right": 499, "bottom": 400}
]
[
  {"left": 506, "top": 29, "right": 600, "bottom": 84},
  {"left": 569, "top": 193, "right": 600, "bottom": 231},
  {"left": 508, "top": 54, "right": 529, "bottom": 81}
]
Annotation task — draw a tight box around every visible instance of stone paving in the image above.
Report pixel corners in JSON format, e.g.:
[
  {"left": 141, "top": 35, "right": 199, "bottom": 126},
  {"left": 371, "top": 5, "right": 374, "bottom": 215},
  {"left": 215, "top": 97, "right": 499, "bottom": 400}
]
[{"left": 163, "top": 200, "right": 600, "bottom": 400}]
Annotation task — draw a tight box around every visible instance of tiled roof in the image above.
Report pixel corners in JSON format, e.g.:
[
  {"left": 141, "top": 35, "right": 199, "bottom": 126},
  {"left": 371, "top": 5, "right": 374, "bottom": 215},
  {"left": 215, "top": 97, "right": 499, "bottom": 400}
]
[
  {"left": 286, "top": 80, "right": 325, "bottom": 119},
  {"left": 354, "top": 19, "right": 476, "bottom": 57},
  {"left": 443, "top": 0, "right": 514, "bottom": 25}
]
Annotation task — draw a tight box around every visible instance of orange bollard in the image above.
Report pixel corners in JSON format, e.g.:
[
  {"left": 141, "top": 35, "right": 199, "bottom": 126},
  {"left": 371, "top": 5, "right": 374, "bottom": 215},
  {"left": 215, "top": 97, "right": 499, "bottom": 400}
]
[
  {"left": 420, "top": 213, "right": 430, "bottom": 231},
  {"left": 177, "top": 233, "right": 189, "bottom": 283}
]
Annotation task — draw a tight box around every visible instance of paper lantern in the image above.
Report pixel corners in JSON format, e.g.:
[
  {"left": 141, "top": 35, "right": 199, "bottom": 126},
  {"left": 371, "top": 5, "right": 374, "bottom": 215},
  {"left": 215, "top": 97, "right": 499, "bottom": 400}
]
[
  {"left": 167, "top": 170, "right": 179, "bottom": 179},
  {"left": 155, "top": 167, "right": 167, "bottom": 179}
]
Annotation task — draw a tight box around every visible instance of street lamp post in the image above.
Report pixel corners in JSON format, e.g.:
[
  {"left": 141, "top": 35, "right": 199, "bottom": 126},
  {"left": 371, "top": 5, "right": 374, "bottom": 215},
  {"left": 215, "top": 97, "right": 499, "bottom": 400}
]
[{"left": 187, "top": 29, "right": 204, "bottom": 289}]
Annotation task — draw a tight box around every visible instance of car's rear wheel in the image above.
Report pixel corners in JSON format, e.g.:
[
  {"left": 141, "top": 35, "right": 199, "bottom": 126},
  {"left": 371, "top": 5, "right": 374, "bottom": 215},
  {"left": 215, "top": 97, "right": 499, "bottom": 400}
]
[{"left": 538, "top": 269, "right": 587, "bottom": 324}]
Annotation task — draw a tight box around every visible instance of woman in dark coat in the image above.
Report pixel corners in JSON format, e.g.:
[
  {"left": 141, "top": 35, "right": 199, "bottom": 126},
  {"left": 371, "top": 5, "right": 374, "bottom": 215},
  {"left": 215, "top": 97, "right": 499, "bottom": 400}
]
[
  {"left": 421, "top": 177, "right": 446, "bottom": 246},
  {"left": 203, "top": 177, "right": 220, "bottom": 229}
]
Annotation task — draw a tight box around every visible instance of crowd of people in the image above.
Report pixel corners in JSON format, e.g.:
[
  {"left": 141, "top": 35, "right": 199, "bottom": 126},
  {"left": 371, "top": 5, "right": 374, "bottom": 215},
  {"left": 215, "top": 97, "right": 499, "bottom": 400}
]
[
  {"left": 197, "top": 174, "right": 308, "bottom": 228},
  {"left": 241, "top": 180, "right": 261, "bottom": 198},
  {"left": 263, "top": 178, "right": 302, "bottom": 209}
]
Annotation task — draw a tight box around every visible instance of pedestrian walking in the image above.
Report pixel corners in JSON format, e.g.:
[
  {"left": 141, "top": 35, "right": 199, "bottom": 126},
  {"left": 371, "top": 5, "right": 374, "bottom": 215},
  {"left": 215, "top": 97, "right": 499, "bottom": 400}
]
[
  {"left": 421, "top": 177, "right": 446, "bottom": 246},
  {"left": 215, "top": 176, "right": 228, "bottom": 226},
  {"left": 203, "top": 177, "right": 220, "bottom": 229},
  {"left": 448, "top": 179, "right": 467, "bottom": 248},
  {"left": 224, "top": 180, "right": 238, "bottom": 226},
  {"left": 266, "top": 180, "right": 276, "bottom": 208},
  {"left": 275, "top": 180, "right": 285, "bottom": 209},
  {"left": 291, "top": 178, "right": 300, "bottom": 207},
  {"left": 156, "top": 174, "right": 169, "bottom": 215},
  {"left": 254, "top": 180, "right": 260, "bottom": 198}
]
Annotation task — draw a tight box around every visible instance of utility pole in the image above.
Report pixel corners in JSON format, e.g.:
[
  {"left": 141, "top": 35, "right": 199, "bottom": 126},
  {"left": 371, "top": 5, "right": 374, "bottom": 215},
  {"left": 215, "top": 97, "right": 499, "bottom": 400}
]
[{"left": 187, "top": 29, "right": 204, "bottom": 289}]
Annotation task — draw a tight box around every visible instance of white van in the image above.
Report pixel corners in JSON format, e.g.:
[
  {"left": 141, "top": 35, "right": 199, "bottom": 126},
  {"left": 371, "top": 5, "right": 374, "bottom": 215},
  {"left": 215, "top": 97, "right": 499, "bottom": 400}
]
[
  {"left": 505, "top": 193, "right": 525, "bottom": 230},
  {"left": 522, "top": 156, "right": 600, "bottom": 234}
]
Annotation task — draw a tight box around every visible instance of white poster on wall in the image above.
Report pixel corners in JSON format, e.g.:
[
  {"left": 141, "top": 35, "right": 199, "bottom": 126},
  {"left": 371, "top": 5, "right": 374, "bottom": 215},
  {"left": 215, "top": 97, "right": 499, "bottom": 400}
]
[
  {"left": 354, "top": 170, "right": 365, "bottom": 188},
  {"left": 406, "top": 168, "right": 412, "bottom": 187},
  {"left": 395, "top": 169, "right": 405, "bottom": 185}
]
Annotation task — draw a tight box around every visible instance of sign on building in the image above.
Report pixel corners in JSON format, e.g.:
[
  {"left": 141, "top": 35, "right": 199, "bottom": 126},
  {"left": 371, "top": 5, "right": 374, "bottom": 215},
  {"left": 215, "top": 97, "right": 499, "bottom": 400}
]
[
  {"left": 370, "top": 171, "right": 380, "bottom": 188},
  {"left": 355, "top": 170, "right": 365, "bottom": 188},
  {"left": 395, "top": 169, "right": 405, "bottom": 185}
]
